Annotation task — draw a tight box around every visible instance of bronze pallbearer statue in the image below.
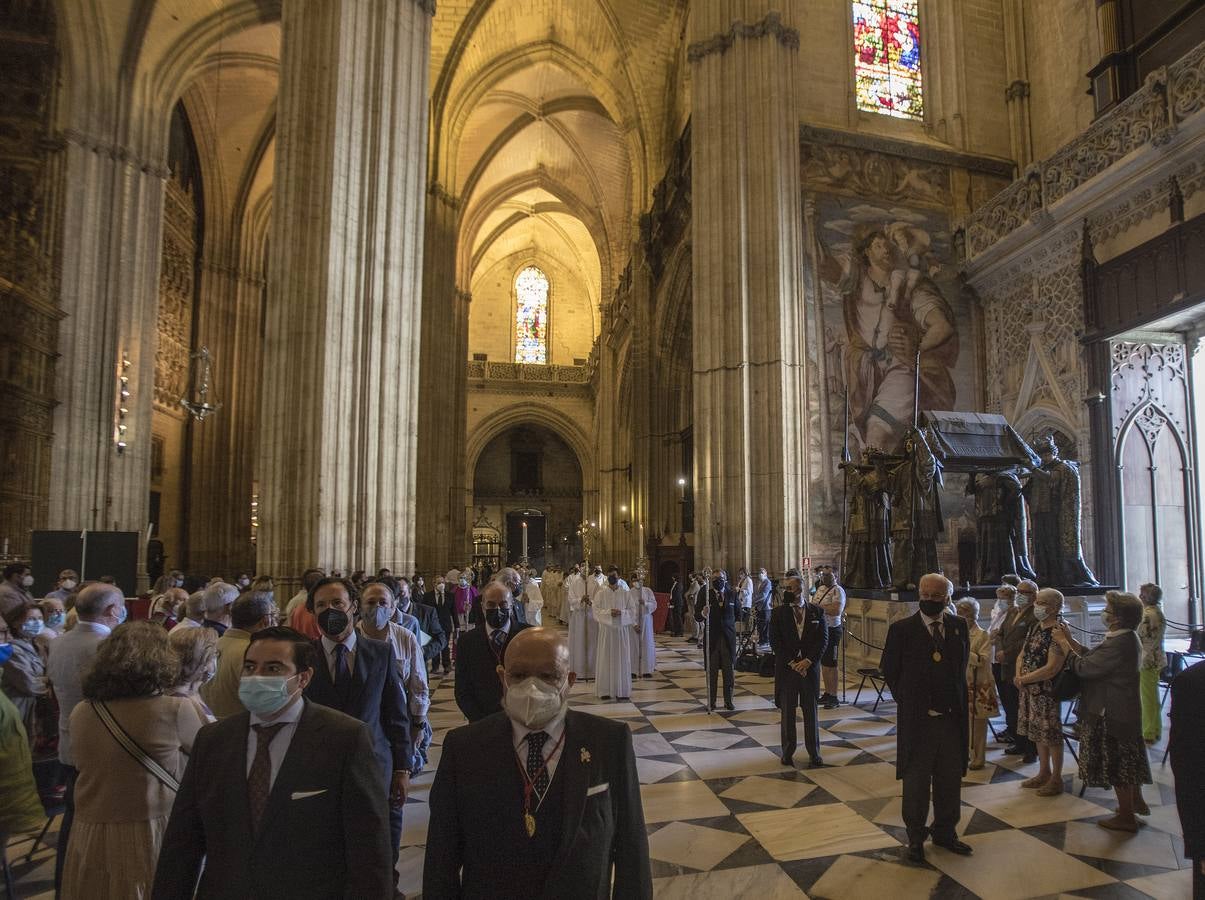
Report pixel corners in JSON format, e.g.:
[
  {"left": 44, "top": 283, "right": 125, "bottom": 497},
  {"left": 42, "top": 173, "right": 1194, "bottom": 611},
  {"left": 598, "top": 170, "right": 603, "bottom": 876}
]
[{"left": 1022, "top": 435, "right": 1098, "bottom": 587}]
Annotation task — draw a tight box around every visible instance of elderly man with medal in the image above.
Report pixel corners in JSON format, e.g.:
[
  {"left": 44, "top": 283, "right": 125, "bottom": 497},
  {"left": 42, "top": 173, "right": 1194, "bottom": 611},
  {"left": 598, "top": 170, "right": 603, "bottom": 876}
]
[{"left": 425, "top": 628, "right": 652, "bottom": 899}]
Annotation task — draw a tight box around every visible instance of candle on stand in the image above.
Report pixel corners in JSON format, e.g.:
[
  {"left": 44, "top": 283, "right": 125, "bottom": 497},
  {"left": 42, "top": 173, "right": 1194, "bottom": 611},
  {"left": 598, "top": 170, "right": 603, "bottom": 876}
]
[{"left": 521, "top": 521, "right": 528, "bottom": 560}]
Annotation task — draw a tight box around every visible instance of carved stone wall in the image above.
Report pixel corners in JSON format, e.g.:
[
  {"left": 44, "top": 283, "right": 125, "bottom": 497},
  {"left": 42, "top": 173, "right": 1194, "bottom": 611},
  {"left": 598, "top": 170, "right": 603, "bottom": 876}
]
[
  {"left": 154, "top": 181, "right": 197, "bottom": 418},
  {"left": 0, "top": 1, "right": 58, "bottom": 560},
  {"left": 150, "top": 177, "right": 198, "bottom": 566}
]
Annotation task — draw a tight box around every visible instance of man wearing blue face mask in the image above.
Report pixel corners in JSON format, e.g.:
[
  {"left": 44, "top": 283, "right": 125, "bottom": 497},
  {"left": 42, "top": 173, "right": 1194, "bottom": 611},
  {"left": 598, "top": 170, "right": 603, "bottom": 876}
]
[{"left": 154, "top": 626, "right": 393, "bottom": 898}]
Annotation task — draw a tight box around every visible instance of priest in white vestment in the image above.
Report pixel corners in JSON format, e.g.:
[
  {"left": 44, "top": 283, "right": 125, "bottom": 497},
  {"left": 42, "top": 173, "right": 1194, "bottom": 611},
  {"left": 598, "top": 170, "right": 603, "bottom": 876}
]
[
  {"left": 593, "top": 575, "right": 633, "bottom": 700},
  {"left": 631, "top": 578, "right": 658, "bottom": 677},
  {"left": 566, "top": 564, "right": 596, "bottom": 678},
  {"left": 521, "top": 570, "right": 544, "bottom": 625}
]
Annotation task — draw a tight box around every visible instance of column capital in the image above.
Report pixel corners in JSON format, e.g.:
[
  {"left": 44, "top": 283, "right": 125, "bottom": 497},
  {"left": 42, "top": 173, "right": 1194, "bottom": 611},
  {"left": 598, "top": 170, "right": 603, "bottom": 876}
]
[
  {"left": 60, "top": 128, "right": 170, "bottom": 179},
  {"left": 429, "top": 180, "right": 462, "bottom": 209},
  {"left": 687, "top": 11, "right": 799, "bottom": 64}
]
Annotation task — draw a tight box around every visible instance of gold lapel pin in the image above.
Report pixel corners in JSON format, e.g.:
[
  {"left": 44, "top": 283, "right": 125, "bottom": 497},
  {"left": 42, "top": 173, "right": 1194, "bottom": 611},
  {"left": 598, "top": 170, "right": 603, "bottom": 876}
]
[{"left": 580, "top": 748, "right": 591, "bottom": 764}]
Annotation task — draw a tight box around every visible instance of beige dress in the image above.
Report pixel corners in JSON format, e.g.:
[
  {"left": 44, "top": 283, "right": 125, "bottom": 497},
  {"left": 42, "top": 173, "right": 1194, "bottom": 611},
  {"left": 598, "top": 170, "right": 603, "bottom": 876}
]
[
  {"left": 966, "top": 625, "right": 1000, "bottom": 718},
  {"left": 62, "top": 695, "right": 207, "bottom": 899}
]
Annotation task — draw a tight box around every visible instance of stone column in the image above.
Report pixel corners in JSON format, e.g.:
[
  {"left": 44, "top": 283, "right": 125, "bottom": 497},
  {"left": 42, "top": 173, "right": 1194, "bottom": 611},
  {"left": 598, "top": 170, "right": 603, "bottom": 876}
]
[
  {"left": 415, "top": 183, "right": 462, "bottom": 575},
  {"left": 187, "top": 247, "right": 265, "bottom": 575},
  {"left": 50, "top": 130, "right": 168, "bottom": 550},
  {"left": 257, "top": 0, "right": 433, "bottom": 581},
  {"left": 689, "top": 5, "right": 810, "bottom": 573}
]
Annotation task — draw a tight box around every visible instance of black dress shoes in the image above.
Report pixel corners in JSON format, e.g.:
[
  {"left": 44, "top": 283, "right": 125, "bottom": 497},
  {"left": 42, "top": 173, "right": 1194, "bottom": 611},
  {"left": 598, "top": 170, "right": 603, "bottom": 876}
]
[
  {"left": 1003, "top": 744, "right": 1026, "bottom": 756},
  {"left": 906, "top": 844, "right": 924, "bottom": 863},
  {"left": 781, "top": 754, "right": 795, "bottom": 767},
  {"left": 809, "top": 757, "right": 827, "bottom": 768},
  {"left": 933, "top": 838, "right": 973, "bottom": 856},
  {"left": 724, "top": 701, "right": 735, "bottom": 710}
]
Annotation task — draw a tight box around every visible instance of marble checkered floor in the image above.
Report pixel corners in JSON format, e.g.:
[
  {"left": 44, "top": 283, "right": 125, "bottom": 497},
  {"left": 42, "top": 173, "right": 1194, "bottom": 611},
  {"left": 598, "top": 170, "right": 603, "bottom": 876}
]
[{"left": 6, "top": 630, "right": 1193, "bottom": 899}]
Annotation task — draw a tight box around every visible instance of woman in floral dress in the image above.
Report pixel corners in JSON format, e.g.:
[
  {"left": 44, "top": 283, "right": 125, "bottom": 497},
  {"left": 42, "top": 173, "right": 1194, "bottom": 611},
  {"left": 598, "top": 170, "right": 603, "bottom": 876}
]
[{"left": 1015, "top": 588, "right": 1068, "bottom": 796}]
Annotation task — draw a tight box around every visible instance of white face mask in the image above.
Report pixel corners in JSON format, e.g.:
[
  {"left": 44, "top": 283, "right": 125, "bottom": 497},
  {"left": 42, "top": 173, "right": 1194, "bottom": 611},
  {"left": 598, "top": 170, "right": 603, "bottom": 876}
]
[
  {"left": 503, "top": 676, "right": 568, "bottom": 729},
  {"left": 61, "top": 579, "right": 77, "bottom": 591},
  {"left": 1032, "top": 605, "right": 1050, "bottom": 621},
  {"left": 21, "top": 575, "right": 34, "bottom": 588}
]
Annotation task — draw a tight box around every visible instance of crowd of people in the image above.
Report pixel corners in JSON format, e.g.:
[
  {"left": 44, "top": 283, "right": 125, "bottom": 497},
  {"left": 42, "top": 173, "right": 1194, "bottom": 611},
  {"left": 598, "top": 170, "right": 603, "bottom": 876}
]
[{"left": 0, "top": 556, "right": 1201, "bottom": 898}]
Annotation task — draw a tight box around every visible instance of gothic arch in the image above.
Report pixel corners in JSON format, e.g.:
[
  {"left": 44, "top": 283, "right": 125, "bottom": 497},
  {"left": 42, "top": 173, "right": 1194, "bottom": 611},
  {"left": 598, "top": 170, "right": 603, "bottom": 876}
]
[{"left": 466, "top": 403, "right": 597, "bottom": 500}]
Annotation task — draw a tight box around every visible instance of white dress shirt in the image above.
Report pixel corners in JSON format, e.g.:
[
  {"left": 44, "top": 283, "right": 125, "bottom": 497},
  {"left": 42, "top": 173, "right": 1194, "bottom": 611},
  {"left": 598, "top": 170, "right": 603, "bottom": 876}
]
[
  {"left": 511, "top": 709, "right": 568, "bottom": 785},
  {"left": 320, "top": 630, "right": 357, "bottom": 680},
  {"left": 245, "top": 695, "right": 305, "bottom": 792}
]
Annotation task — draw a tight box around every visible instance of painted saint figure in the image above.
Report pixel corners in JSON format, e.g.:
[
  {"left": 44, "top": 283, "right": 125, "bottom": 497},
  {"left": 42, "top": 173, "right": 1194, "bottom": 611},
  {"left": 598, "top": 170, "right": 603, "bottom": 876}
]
[{"left": 819, "top": 223, "right": 958, "bottom": 453}]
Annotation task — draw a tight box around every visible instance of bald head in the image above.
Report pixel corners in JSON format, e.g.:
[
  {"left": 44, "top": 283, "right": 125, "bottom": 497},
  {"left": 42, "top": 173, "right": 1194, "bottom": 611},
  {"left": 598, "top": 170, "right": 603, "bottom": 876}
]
[
  {"left": 502, "top": 628, "right": 572, "bottom": 683},
  {"left": 74, "top": 582, "right": 124, "bottom": 622}
]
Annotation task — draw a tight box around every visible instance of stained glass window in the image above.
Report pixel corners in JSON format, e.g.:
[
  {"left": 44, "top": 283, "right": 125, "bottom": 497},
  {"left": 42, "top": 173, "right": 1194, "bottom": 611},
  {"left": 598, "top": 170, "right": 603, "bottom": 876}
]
[
  {"left": 514, "top": 265, "right": 549, "bottom": 364},
  {"left": 852, "top": 0, "right": 924, "bottom": 120}
]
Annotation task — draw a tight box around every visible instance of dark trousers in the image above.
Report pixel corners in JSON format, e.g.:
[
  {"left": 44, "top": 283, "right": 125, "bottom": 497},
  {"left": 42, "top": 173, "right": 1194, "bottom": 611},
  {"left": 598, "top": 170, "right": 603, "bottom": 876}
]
[
  {"left": 998, "top": 666, "right": 1033, "bottom": 752},
  {"left": 666, "top": 607, "right": 684, "bottom": 636},
  {"left": 1194, "top": 856, "right": 1203, "bottom": 900},
  {"left": 54, "top": 764, "right": 78, "bottom": 897},
  {"left": 901, "top": 713, "right": 963, "bottom": 846},
  {"left": 708, "top": 635, "right": 735, "bottom": 706},
  {"left": 754, "top": 606, "right": 769, "bottom": 645},
  {"left": 778, "top": 666, "right": 821, "bottom": 761},
  {"left": 436, "top": 632, "right": 453, "bottom": 672}
]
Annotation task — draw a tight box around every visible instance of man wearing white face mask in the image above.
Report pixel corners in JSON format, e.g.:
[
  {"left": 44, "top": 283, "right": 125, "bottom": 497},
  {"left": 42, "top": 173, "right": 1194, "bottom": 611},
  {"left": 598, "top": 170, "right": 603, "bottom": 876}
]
[
  {"left": 45, "top": 568, "right": 79, "bottom": 604},
  {"left": 0, "top": 563, "right": 35, "bottom": 616},
  {"left": 425, "top": 628, "right": 652, "bottom": 899}
]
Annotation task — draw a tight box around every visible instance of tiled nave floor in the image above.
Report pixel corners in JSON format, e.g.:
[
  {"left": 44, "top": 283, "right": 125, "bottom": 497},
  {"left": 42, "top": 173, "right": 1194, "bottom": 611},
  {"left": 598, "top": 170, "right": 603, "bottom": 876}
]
[{"left": 8, "top": 629, "right": 1194, "bottom": 899}]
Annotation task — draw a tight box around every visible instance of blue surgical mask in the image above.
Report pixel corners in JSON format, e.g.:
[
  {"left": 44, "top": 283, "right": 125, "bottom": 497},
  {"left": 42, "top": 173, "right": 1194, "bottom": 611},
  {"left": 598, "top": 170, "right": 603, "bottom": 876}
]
[
  {"left": 114, "top": 605, "right": 129, "bottom": 625},
  {"left": 47, "top": 612, "right": 65, "bottom": 629},
  {"left": 368, "top": 605, "right": 391, "bottom": 629},
  {"left": 20, "top": 620, "right": 43, "bottom": 638},
  {"left": 238, "top": 675, "right": 297, "bottom": 715}
]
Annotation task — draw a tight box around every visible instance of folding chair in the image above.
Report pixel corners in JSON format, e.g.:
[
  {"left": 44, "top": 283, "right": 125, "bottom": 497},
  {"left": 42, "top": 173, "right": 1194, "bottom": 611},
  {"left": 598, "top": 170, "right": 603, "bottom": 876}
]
[{"left": 853, "top": 667, "right": 889, "bottom": 711}]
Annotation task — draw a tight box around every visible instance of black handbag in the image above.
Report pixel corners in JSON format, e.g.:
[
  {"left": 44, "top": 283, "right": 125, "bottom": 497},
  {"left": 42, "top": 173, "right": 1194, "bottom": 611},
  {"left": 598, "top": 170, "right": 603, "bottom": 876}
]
[{"left": 1051, "top": 659, "right": 1081, "bottom": 702}]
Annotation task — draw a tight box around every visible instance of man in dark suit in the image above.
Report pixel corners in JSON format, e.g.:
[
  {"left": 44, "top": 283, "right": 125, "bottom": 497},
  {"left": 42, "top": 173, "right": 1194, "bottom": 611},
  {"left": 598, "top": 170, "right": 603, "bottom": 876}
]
[
  {"left": 881, "top": 573, "right": 973, "bottom": 863},
  {"left": 695, "top": 568, "right": 737, "bottom": 710},
  {"left": 1000, "top": 579, "right": 1038, "bottom": 761},
  {"left": 425, "top": 627, "right": 652, "bottom": 899},
  {"left": 153, "top": 627, "right": 393, "bottom": 899},
  {"left": 398, "top": 577, "right": 447, "bottom": 667},
  {"left": 455, "top": 581, "right": 530, "bottom": 722},
  {"left": 424, "top": 575, "right": 457, "bottom": 674},
  {"left": 769, "top": 575, "right": 829, "bottom": 768},
  {"left": 303, "top": 577, "right": 412, "bottom": 876},
  {"left": 1170, "top": 657, "right": 1205, "bottom": 897},
  {"left": 666, "top": 575, "right": 684, "bottom": 637}
]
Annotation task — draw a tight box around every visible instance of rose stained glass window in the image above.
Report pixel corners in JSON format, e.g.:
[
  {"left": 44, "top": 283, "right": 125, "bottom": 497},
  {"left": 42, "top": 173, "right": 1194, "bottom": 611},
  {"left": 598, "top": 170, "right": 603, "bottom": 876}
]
[
  {"left": 514, "top": 265, "right": 549, "bottom": 364},
  {"left": 852, "top": 0, "right": 923, "bottom": 120}
]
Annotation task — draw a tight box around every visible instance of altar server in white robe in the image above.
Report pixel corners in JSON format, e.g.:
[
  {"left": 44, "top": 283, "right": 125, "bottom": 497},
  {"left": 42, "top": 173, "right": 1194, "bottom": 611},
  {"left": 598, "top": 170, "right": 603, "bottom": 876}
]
[
  {"left": 521, "top": 569, "right": 544, "bottom": 625},
  {"left": 566, "top": 564, "right": 596, "bottom": 679},
  {"left": 539, "top": 566, "right": 556, "bottom": 621},
  {"left": 593, "top": 573, "right": 633, "bottom": 700},
  {"left": 631, "top": 577, "right": 658, "bottom": 677}
]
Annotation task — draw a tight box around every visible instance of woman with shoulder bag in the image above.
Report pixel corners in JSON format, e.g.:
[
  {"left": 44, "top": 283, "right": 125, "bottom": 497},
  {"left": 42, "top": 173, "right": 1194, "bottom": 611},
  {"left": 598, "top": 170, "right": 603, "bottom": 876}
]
[
  {"left": 1014, "top": 588, "right": 1069, "bottom": 796},
  {"left": 62, "top": 620, "right": 208, "bottom": 899},
  {"left": 1053, "top": 591, "right": 1152, "bottom": 833}
]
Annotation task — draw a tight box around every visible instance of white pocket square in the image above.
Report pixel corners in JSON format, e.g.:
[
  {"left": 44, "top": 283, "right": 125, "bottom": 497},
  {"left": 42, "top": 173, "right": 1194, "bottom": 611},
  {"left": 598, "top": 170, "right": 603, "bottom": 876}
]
[
  {"left": 586, "top": 782, "right": 609, "bottom": 797},
  {"left": 290, "top": 790, "right": 327, "bottom": 800}
]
